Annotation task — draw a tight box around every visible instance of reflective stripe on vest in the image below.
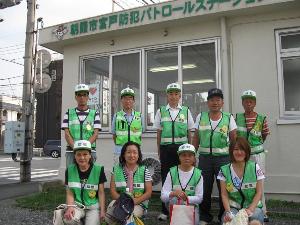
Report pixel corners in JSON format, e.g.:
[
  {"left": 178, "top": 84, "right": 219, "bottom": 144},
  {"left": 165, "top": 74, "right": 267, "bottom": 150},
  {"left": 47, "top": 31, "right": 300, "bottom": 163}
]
[
  {"left": 68, "top": 108, "right": 96, "bottom": 148},
  {"left": 236, "top": 113, "right": 265, "bottom": 154},
  {"left": 160, "top": 106, "right": 189, "bottom": 145},
  {"left": 221, "top": 161, "right": 263, "bottom": 209},
  {"left": 198, "top": 112, "right": 231, "bottom": 156},
  {"left": 115, "top": 111, "right": 142, "bottom": 145}
]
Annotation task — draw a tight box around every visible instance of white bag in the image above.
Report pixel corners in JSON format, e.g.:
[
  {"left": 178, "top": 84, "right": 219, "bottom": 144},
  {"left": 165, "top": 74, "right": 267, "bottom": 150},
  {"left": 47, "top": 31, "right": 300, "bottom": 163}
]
[
  {"left": 53, "top": 203, "right": 85, "bottom": 225},
  {"left": 170, "top": 199, "right": 195, "bottom": 225},
  {"left": 223, "top": 209, "right": 248, "bottom": 225}
]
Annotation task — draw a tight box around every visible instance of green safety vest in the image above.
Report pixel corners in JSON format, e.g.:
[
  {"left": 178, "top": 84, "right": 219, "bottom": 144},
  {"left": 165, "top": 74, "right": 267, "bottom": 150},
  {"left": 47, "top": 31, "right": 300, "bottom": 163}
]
[
  {"left": 198, "top": 112, "right": 231, "bottom": 156},
  {"left": 67, "top": 164, "right": 102, "bottom": 207},
  {"left": 170, "top": 166, "right": 202, "bottom": 207},
  {"left": 236, "top": 113, "right": 266, "bottom": 155},
  {"left": 221, "top": 161, "right": 262, "bottom": 209},
  {"left": 113, "top": 164, "right": 149, "bottom": 209},
  {"left": 160, "top": 106, "right": 189, "bottom": 145},
  {"left": 68, "top": 108, "right": 97, "bottom": 148},
  {"left": 115, "top": 111, "right": 142, "bottom": 145}
]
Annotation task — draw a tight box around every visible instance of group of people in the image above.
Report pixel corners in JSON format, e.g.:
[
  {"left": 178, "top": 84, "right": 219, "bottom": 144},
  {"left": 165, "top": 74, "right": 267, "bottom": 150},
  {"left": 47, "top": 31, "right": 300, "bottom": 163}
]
[{"left": 60, "top": 82, "right": 269, "bottom": 225}]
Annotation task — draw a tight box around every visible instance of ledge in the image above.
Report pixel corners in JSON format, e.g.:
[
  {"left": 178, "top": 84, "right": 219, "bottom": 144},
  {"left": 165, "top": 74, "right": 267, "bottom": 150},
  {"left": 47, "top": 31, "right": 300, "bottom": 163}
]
[{"left": 276, "top": 118, "right": 300, "bottom": 125}]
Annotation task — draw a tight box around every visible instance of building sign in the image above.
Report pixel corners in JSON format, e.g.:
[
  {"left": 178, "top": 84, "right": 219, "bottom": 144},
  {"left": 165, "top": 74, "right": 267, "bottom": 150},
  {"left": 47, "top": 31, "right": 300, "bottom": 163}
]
[
  {"left": 88, "top": 83, "right": 100, "bottom": 106},
  {"left": 50, "top": 0, "right": 267, "bottom": 41}
]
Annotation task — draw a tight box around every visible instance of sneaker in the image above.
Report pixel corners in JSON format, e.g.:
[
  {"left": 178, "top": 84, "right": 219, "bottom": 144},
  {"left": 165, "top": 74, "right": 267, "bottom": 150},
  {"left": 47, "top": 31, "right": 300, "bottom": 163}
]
[
  {"left": 157, "top": 213, "right": 168, "bottom": 221},
  {"left": 200, "top": 221, "right": 208, "bottom": 225},
  {"left": 264, "top": 215, "right": 270, "bottom": 222}
]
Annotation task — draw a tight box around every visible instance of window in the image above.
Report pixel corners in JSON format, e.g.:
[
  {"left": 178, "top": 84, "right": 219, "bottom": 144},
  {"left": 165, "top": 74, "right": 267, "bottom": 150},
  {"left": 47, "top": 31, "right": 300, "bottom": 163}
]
[
  {"left": 81, "top": 38, "right": 220, "bottom": 132},
  {"left": 276, "top": 28, "right": 300, "bottom": 117},
  {"left": 84, "top": 57, "right": 110, "bottom": 130},
  {"left": 146, "top": 48, "right": 178, "bottom": 128},
  {"left": 111, "top": 52, "right": 141, "bottom": 116},
  {"left": 182, "top": 42, "right": 217, "bottom": 116}
]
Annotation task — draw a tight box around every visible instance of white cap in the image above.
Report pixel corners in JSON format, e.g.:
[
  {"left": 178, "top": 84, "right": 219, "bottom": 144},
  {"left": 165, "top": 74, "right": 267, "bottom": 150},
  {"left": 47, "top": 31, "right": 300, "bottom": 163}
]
[
  {"left": 177, "top": 143, "right": 196, "bottom": 155},
  {"left": 166, "top": 83, "right": 181, "bottom": 93},
  {"left": 73, "top": 140, "right": 91, "bottom": 151},
  {"left": 241, "top": 90, "right": 256, "bottom": 100},
  {"left": 75, "top": 84, "right": 89, "bottom": 93},
  {"left": 121, "top": 87, "right": 135, "bottom": 97}
]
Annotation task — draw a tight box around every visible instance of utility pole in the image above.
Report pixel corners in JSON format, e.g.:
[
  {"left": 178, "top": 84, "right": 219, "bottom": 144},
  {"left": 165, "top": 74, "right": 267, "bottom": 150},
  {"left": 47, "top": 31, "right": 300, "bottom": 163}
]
[{"left": 20, "top": 0, "right": 36, "bottom": 182}]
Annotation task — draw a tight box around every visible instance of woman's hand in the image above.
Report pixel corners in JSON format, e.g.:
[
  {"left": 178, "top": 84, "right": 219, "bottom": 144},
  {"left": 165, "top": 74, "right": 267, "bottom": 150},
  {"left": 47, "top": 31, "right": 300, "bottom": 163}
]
[
  {"left": 64, "top": 206, "right": 75, "bottom": 220},
  {"left": 170, "top": 190, "right": 188, "bottom": 201},
  {"left": 246, "top": 208, "right": 254, "bottom": 217},
  {"left": 223, "top": 211, "right": 234, "bottom": 223}
]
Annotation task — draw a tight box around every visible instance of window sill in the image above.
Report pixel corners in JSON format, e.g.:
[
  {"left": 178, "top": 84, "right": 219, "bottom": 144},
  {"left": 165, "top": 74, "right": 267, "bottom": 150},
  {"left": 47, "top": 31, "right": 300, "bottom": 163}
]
[{"left": 277, "top": 118, "right": 300, "bottom": 125}]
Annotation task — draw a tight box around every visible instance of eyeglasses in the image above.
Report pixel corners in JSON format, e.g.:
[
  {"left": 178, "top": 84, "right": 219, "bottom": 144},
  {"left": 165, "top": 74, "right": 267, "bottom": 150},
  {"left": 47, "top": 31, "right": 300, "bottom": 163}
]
[{"left": 76, "top": 93, "right": 88, "bottom": 97}]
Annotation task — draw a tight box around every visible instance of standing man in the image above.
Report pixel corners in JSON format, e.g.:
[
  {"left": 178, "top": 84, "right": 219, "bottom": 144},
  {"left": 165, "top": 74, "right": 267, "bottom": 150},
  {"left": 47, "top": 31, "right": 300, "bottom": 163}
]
[
  {"left": 192, "top": 88, "right": 237, "bottom": 225},
  {"left": 61, "top": 84, "right": 101, "bottom": 166},
  {"left": 236, "top": 90, "right": 270, "bottom": 222},
  {"left": 154, "top": 83, "right": 194, "bottom": 221},
  {"left": 112, "top": 87, "right": 143, "bottom": 163}
]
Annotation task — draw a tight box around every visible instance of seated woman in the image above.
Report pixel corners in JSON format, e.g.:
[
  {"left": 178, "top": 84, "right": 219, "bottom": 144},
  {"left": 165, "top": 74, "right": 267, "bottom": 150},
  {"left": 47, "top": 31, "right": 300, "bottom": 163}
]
[
  {"left": 161, "top": 143, "right": 203, "bottom": 225},
  {"left": 109, "top": 141, "right": 152, "bottom": 220},
  {"left": 217, "top": 137, "right": 265, "bottom": 225},
  {"left": 64, "top": 140, "right": 106, "bottom": 225}
]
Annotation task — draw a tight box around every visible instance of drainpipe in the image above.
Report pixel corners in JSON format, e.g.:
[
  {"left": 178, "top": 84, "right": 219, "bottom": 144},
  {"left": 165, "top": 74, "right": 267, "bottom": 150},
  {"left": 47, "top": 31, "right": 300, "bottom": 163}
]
[{"left": 220, "top": 16, "right": 232, "bottom": 112}]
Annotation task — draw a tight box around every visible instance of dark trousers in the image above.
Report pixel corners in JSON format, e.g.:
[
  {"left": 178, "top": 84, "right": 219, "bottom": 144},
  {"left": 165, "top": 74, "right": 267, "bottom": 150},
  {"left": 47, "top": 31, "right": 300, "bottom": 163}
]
[
  {"left": 198, "top": 154, "right": 230, "bottom": 223},
  {"left": 160, "top": 144, "right": 181, "bottom": 215}
]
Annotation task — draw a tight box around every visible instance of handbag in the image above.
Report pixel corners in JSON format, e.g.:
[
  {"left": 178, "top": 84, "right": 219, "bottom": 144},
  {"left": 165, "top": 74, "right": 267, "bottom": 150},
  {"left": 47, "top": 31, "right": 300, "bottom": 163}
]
[
  {"left": 223, "top": 209, "right": 248, "bottom": 225},
  {"left": 169, "top": 199, "right": 195, "bottom": 225},
  {"left": 53, "top": 203, "right": 85, "bottom": 225}
]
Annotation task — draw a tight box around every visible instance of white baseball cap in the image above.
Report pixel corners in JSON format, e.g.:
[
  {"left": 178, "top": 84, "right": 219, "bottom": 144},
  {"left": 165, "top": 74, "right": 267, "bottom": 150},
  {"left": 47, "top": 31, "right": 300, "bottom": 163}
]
[
  {"left": 121, "top": 87, "right": 135, "bottom": 98},
  {"left": 75, "top": 84, "right": 89, "bottom": 93},
  {"left": 177, "top": 143, "right": 196, "bottom": 155},
  {"left": 241, "top": 90, "right": 256, "bottom": 100},
  {"left": 73, "top": 140, "right": 91, "bottom": 151},
  {"left": 166, "top": 83, "right": 181, "bottom": 93}
]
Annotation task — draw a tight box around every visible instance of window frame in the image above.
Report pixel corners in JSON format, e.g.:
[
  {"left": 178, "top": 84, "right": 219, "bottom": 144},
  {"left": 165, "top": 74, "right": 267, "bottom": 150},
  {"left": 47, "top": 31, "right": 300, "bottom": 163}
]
[{"left": 275, "top": 27, "right": 300, "bottom": 118}]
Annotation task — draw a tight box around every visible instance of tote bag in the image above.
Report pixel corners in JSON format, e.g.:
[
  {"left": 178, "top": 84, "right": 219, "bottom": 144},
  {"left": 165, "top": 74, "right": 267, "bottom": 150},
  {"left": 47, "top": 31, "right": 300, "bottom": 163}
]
[
  {"left": 53, "top": 203, "right": 85, "bottom": 225},
  {"left": 169, "top": 199, "right": 195, "bottom": 225},
  {"left": 223, "top": 209, "right": 248, "bottom": 225}
]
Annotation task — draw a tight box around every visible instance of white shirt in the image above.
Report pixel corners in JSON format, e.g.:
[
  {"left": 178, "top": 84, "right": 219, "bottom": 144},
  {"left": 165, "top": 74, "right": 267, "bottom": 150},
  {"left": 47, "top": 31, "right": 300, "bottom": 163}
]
[
  {"left": 161, "top": 167, "right": 203, "bottom": 205},
  {"left": 153, "top": 104, "right": 194, "bottom": 130},
  {"left": 217, "top": 163, "right": 265, "bottom": 189},
  {"left": 193, "top": 113, "right": 237, "bottom": 131}
]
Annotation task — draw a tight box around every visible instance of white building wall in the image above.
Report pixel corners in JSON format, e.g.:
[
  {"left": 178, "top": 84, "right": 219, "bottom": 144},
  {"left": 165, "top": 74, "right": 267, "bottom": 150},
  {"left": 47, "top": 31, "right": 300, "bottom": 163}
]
[{"left": 229, "top": 9, "right": 300, "bottom": 198}]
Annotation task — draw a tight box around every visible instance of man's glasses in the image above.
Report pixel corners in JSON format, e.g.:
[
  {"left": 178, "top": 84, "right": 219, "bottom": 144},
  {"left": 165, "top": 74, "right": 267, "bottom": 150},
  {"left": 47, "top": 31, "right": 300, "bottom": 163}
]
[{"left": 76, "top": 93, "right": 88, "bottom": 97}]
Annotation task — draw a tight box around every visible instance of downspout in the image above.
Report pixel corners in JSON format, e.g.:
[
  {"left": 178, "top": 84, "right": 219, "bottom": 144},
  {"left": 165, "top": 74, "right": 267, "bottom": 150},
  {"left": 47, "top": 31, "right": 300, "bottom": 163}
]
[{"left": 220, "top": 17, "right": 232, "bottom": 112}]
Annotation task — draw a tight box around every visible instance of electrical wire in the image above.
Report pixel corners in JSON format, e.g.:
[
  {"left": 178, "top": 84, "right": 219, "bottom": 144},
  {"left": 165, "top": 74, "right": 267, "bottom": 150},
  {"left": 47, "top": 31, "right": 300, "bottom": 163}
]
[
  {"left": 0, "top": 75, "right": 23, "bottom": 81},
  {"left": 0, "top": 56, "right": 24, "bottom": 66}
]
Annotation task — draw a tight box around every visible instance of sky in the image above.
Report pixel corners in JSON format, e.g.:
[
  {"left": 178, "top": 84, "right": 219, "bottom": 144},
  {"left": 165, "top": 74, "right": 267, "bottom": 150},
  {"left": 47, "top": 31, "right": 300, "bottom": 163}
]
[{"left": 0, "top": 0, "right": 164, "bottom": 97}]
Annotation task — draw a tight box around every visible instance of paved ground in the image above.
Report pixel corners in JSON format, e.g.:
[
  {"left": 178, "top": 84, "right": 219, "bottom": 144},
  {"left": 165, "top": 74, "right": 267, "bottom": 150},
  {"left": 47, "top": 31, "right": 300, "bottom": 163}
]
[{"left": 1, "top": 196, "right": 300, "bottom": 225}]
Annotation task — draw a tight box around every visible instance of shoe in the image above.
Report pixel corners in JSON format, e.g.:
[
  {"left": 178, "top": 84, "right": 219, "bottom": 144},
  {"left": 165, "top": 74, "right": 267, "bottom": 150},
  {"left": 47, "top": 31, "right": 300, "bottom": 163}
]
[
  {"left": 157, "top": 213, "right": 168, "bottom": 221},
  {"left": 264, "top": 215, "right": 270, "bottom": 222},
  {"left": 200, "top": 221, "right": 208, "bottom": 225}
]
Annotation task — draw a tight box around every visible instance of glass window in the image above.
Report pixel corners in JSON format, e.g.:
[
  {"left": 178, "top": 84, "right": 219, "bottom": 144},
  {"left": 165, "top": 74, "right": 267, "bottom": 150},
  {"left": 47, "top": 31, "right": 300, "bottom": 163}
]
[
  {"left": 281, "top": 33, "right": 300, "bottom": 50},
  {"left": 182, "top": 43, "right": 216, "bottom": 116},
  {"left": 111, "top": 52, "right": 140, "bottom": 117},
  {"left": 146, "top": 48, "right": 178, "bottom": 128},
  {"left": 84, "top": 57, "right": 110, "bottom": 130},
  {"left": 276, "top": 28, "right": 300, "bottom": 116},
  {"left": 282, "top": 57, "right": 300, "bottom": 112}
]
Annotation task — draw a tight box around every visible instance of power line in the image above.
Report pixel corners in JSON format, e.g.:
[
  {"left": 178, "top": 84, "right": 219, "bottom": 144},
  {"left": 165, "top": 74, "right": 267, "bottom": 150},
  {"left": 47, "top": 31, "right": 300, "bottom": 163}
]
[
  {"left": 0, "top": 75, "right": 23, "bottom": 80},
  {"left": 0, "top": 56, "right": 24, "bottom": 66},
  {"left": 0, "top": 43, "right": 24, "bottom": 50},
  {"left": 0, "top": 46, "right": 25, "bottom": 53},
  {"left": 112, "top": 0, "right": 125, "bottom": 9}
]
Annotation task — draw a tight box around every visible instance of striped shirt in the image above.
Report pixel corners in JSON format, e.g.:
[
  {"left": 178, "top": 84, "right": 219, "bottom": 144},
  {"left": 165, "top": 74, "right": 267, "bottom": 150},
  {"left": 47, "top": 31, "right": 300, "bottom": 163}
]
[
  {"left": 245, "top": 114, "right": 270, "bottom": 136},
  {"left": 61, "top": 108, "right": 101, "bottom": 130}
]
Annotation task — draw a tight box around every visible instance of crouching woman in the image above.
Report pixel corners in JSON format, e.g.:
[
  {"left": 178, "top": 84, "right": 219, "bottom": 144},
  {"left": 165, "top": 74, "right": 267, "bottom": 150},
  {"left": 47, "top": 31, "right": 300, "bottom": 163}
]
[
  {"left": 64, "top": 140, "right": 106, "bottom": 225},
  {"left": 109, "top": 141, "right": 152, "bottom": 220},
  {"left": 161, "top": 143, "right": 203, "bottom": 225},
  {"left": 218, "top": 137, "right": 265, "bottom": 225}
]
